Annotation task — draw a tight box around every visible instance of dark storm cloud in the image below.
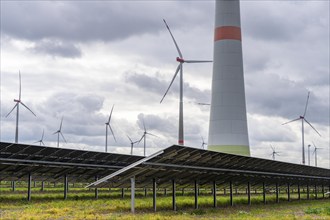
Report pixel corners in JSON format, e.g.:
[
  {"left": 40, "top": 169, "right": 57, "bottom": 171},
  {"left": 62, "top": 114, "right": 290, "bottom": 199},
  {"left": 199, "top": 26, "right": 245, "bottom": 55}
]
[
  {"left": 1, "top": 1, "right": 213, "bottom": 43},
  {"left": 31, "top": 39, "right": 81, "bottom": 58}
]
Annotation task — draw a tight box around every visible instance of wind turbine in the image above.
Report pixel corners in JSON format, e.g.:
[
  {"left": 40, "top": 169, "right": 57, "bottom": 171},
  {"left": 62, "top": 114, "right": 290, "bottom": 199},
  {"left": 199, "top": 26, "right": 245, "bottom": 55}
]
[
  {"left": 138, "top": 118, "right": 158, "bottom": 156},
  {"left": 160, "top": 19, "right": 212, "bottom": 146},
  {"left": 53, "top": 117, "right": 66, "bottom": 147},
  {"left": 105, "top": 105, "right": 116, "bottom": 153},
  {"left": 312, "top": 142, "right": 322, "bottom": 167},
  {"left": 270, "top": 145, "right": 280, "bottom": 160},
  {"left": 201, "top": 136, "right": 207, "bottom": 149},
  {"left": 35, "top": 129, "right": 45, "bottom": 146},
  {"left": 6, "top": 71, "right": 36, "bottom": 143},
  {"left": 127, "top": 135, "right": 139, "bottom": 155},
  {"left": 282, "top": 91, "right": 321, "bottom": 165}
]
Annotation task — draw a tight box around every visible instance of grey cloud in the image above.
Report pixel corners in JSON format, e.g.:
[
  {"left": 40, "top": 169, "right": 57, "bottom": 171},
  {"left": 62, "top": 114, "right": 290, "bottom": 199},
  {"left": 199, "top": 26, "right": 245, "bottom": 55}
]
[
  {"left": 245, "top": 72, "right": 329, "bottom": 126},
  {"left": 1, "top": 1, "right": 213, "bottom": 43},
  {"left": 31, "top": 39, "right": 81, "bottom": 58}
]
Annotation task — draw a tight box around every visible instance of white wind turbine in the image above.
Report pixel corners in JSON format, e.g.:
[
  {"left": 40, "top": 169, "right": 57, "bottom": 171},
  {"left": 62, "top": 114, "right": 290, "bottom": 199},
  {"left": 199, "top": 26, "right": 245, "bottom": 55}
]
[
  {"left": 127, "top": 135, "right": 139, "bottom": 155},
  {"left": 105, "top": 105, "right": 116, "bottom": 153},
  {"left": 138, "top": 118, "right": 158, "bottom": 156},
  {"left": 35, "top": 129, "right": 45, "bottom": 146},
  {"left": 6, "top": 71, "right": 36, "bottom": 143},
  {"left": 312, "top": 142, "right": 322, "bottom": 167},
  {"left": 282, "top": 92, "right": 321, "bottom": 165},
  {"left": 53, "top": 117, "right": 66, "bottom": 147},
  {"left": 270, "top": 145, "right": 280, "bottom": 160},
  {"left": 160, "top": 19, "right": 212, "bottom": 146}
]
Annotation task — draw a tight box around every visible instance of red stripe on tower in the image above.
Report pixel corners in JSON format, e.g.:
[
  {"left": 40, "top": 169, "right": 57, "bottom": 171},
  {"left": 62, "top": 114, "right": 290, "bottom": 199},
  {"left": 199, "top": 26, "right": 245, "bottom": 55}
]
[
  {"left": 214, "top": 26, "right": 241, "bottom": 42},
  {"left": 178, "top": 140, "right": 184, "bottom": 145}
]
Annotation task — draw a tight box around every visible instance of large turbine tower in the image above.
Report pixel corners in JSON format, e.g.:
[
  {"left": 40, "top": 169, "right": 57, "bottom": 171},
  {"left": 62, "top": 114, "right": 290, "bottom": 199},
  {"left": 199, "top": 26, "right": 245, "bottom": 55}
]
[{"left": 208, "top": 0, "right": 250, "bottom": 156}]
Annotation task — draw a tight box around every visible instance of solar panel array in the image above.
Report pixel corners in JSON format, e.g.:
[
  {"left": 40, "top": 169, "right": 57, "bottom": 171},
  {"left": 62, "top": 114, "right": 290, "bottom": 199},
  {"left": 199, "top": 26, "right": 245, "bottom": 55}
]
[
  {"left": 91, "top": 145, "right": 330, "bottom": 189},
  {"left": 1, "top": 142, "right": 329, "bottom": 190},
  {"left": 0, "top": 142, "right": 143, "bottom": 182}
]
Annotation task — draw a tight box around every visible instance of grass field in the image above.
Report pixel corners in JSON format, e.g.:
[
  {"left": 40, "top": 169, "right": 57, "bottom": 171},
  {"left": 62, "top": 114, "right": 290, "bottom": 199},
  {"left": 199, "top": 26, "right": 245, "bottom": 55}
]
[{"left": 0, "top": 184, "right": 329, "bottom": 219}]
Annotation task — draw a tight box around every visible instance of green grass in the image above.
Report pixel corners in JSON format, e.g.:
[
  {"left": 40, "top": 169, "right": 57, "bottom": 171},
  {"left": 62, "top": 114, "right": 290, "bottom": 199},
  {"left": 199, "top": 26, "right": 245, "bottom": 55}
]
[{"left": 0, "top": 186, "right": 329, "bottom": 219}]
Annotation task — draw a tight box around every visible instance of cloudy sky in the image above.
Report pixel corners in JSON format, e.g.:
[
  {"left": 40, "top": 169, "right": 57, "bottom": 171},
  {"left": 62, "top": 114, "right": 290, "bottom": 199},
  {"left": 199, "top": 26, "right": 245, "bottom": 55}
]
[{"left": 1, "top": 1, "right": 329, "bottom": 168}]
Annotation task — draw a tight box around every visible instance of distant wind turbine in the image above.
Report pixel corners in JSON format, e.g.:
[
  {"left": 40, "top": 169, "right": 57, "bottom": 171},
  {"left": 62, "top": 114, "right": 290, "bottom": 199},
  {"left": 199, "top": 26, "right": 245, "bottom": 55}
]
[
  {"left": 270, "top": 145, "right": 280, "bottom": 160},
  {"left": 127, "top": 135, "right": 139, "bottom": 155},
  {"left": 34, "top": 129, "right": 45, "bottom": 146},
  {"left": 160, "top": 19, "right": 212, "bottom": 146},
  {"left": 201, "top": 136, "right": 207, "bottom": 149},
  {"left": 282, "top": 91, "right": 321, "bottom": 165},
  {"left": 307, "top": 144, "right": 311, "bottom": 166},
  {"left": 138, "top": 118, "right": 158, "bottom": 156},
  {"left": 53, "top": 117, "right": 66, "bottom": 147},
  {"left": 6, "top": 71, "right": 36, "bottom": 143},
  {"left": 312, "top": 142, "right": 322, "bottom": 167},
  {"left": 105, "top": 105, "right": 116, "bottom": 153}
]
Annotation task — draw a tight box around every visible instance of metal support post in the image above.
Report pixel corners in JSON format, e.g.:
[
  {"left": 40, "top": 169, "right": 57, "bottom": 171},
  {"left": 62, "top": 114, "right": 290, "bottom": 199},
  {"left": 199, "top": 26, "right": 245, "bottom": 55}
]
[
  {"left": 276, "top": 183, "right": 279, "bottom": 203},
  {"left": 27, "top": 173, "right": 32, "bottom": 201},
  {"left": 213, "top": 181, "right": 217, "bottom": 208},
  {"left": 122, "top": 188, "right": 125, "bottom": 198},
  {"left": 131, "top": 177, "right": 135, "bottom": 213},
  {"left": 230, "top": 181, "right": 233, "bottom": 206},
  {"left": 41, "top": 181, "right": 44, "bottom": 191},
  {"left": 95, "top": 176, "right": 98, "bottom": 199},
  {"left": 172, "top": 179, "right": 176, "bottom": 211},
  {"left": 247, "top": 181, "right": 251, "bottom": 205},
  {"left": 287, "top": 183, "right": 290, "bottom": 202},
  {"left": 263, "top": 182, "right": 266, "bottom": 204},
  {"left": 315, "top": 184, "right": 317, "bottom": 199},
  {"left": 307, "top": 184, "right": 310, "bottom": 200},
  {"left": 153, "top": 178, "right": 157, "bottom": 212},
  {"left": 194, "top": 180, "right": 198, "bottom": 209},
  {"left": 12, "top": 181, "right": 16, "bottom": 192},
  {"left": 64, "top": 174, "right": 68, "bottom": 200},
  {"left": 298, "top": 183, "right": 301, "bottom": 200}
]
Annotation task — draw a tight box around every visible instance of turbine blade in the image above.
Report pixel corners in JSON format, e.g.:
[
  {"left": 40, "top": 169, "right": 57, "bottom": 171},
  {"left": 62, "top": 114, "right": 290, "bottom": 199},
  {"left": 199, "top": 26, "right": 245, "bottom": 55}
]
[
  {"left": 282, "top": 117, "right": 301, "bottom": 125},
  {"left": 60, "top": 131, "right": 67, "bottom": 143},
  {"left": 19, "top": 71, "right": 22, "bottom": 100},
  {"left": 41, "top": 141, "right": 45, "bottom": 146},
  {"left": 53, "top": 131, "right": 58, "bottom": 135},
  {"left": 109, "top": 125, "right": 116, "bottom": 142},
  {"left": 184, "top": 60, "right": 213, "bottom": 63},
  {"left": 127, "top": 135, "right": 133, "bottom": 143},
  {"left": 304, "top": 118, "right": 321, "bottom": 137},
  {"left": 108, "top": 104, "right": 115, "bottom": 123},
  {"left": 163, "top": 19, "right": 183, "bottom": 58},
  {"left": 41, "top": 129, "right": 44, "bottom": 139},
  {"left": 303, "top": 91, "right": 310, "bottom": 117},
  {"left": 60, "top": 117, "right": 63, "bottom": 130},
  {"left": 160, "top": 63, "right": 181, "bottom": 103},
  {"left": 146, "top": 132, "right": 158, "bottom": 138},
  {"left": 270, "top": 144, "right": 274, "bottom": 152},
  {"left": 142, "top": 118, "right": 146, "bottom": 132},
  {"left": 5, "top": 104, "right": 18, "bottom": 117},
  {"left": 138, "top": 134, "right": 145, "bottom": 144},
  {"left": 19, "top": 102, "right": 36, "bottom": 116}
]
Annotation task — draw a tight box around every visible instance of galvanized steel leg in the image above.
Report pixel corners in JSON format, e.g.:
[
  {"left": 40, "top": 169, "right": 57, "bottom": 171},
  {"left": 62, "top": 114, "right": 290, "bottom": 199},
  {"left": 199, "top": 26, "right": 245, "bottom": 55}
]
[
  {"left": 276, "top": 183, "right": 279, "bottom": 203},
  {"left": 172, "top": 179, "right": 176, "bottom": 211},
  {"left": 131, "top": 177, "right": 135, "bottom": 213},
  {"left": 153, "top": 178, "right": 157, "bottom": 212},
  {"left": 194, "top": 180, "right": 198, "bottom": 209},
  {"left": 64, "top": 174, "right": 68, "bottom": 200},
  {"left": 95, "top": 176, "right": 98, "bottom": 199},
  {"left": 12, "top": 181, "right": 16, "bottom": 192},
  {"left": 307, "top": 184, "right": 310, "bottom": 200},
  {"left": 247, "top": 181, "right": 251, "bottom": 205},
  {"left": 27, "top": 173, "right": 32, "bottom": 201},
  {"left": 230, "top": 181, "right": 233, "bottom": 206},
  {"left": 287, "top": 183, "right": 290, "bottom": 202},
  {"left": 122, "top": 188, "right": 125, "bottom": 198},
  {"left": 213, "top": 181, "right": 217, "bottom": 208},
  {"left": 41, "top": 181, "right": 44, "bottom": 191},
  {"left": 315, "top": 184, "right": 317, "bottom": 199},
  {"left": 263, "top": 182, "right": 266, "bottom": 204}
]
